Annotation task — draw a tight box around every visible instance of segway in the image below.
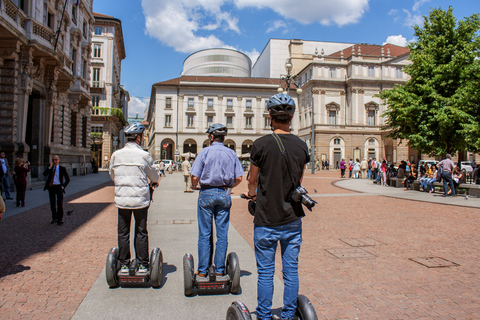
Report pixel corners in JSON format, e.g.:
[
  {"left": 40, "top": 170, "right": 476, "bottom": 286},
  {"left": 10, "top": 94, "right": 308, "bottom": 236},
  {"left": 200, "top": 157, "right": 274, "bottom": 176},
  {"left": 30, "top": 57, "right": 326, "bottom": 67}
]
[
  {"left": 183, "top": 251, "right": 240, "bottom": 296},
  {"left": 105, "top": 247, "right": 163, "bottom": 288},
  {"left": 226, "top": 295, "right": 318, "bottom": 320}
]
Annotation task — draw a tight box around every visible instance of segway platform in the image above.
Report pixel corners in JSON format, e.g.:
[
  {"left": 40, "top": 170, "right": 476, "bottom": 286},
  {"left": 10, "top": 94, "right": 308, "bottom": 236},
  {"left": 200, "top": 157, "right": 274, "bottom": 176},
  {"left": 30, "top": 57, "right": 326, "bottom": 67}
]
[
  {"left": 183, "top": 252, "right": 240, "bottom": 296},
  {"left": 105, "top": 247, "right": 163, "bottom": 288}
]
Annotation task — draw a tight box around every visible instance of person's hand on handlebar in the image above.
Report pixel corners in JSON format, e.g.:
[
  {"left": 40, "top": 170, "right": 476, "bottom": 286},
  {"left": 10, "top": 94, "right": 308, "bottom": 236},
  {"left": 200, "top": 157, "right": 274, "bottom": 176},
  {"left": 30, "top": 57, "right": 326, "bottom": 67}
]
[{"left": 151, "top": 182, "right": 159, "bottom": 188}]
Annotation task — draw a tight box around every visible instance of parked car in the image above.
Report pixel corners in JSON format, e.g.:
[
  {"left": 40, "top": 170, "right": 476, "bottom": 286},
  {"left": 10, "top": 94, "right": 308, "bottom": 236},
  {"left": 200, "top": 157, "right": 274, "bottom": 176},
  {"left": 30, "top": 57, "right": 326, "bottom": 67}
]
[{"left": 460, "top": 161, "right": 473, "bottom": 173}]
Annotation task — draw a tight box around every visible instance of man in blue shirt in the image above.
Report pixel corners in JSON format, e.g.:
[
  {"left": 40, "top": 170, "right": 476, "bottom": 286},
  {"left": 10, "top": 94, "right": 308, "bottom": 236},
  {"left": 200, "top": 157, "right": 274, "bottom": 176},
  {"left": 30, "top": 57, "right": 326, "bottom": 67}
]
[{"left": 190, "top": 123, "right": 244, "bottom": 281}]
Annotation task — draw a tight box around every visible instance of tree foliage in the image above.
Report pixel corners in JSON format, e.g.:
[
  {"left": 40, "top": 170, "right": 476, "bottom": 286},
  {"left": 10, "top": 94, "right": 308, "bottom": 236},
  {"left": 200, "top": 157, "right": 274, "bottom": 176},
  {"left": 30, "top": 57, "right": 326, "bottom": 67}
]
[{"left": 379, "top": 7, "right": 480, "bottom": 156}]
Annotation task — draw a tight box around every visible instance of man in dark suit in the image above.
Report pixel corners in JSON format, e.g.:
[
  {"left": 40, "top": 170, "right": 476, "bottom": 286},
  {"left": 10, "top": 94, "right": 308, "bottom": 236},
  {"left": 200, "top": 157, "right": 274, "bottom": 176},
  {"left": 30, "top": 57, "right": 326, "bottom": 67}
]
[{"left": 43, "top": 155, "right": 70, "bottom": 226}]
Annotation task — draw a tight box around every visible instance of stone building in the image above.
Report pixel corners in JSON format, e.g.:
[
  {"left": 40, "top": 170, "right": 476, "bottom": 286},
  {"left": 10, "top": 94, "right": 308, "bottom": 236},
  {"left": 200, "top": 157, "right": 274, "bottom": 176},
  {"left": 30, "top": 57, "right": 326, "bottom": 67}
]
[
  {"left": 0, "top": 0, "right": 94, "bottom": 179},
  {"left": 293, "top": 42, "right": 412, "bottom": 164},
  {"left": 90, "top": 12, "right": 128, "bottom": 169}
]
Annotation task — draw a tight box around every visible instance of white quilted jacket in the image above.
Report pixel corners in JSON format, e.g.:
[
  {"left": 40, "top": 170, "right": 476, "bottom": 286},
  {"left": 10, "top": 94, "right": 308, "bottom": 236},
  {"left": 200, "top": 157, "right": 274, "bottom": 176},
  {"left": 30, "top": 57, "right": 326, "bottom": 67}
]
[{"left": 109, "top": 142, "right": 160, "bottom": 209}]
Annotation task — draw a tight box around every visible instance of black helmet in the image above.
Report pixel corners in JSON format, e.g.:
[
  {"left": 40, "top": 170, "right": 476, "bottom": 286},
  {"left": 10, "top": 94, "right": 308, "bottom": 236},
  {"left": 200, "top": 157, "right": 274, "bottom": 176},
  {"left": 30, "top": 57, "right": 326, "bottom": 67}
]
[
  {"left": 206, "top": 123, "right": 228, "bottom": 136},
  {"left": 266, "top": 93, "right": 296, "bottom": 119}
]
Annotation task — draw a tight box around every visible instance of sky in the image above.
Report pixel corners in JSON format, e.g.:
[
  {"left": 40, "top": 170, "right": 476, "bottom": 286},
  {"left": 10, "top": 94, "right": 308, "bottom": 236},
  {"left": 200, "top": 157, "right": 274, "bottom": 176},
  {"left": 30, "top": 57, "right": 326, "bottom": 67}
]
[{"left": 91, "top": 0, "right": 479, "bottom": 118}]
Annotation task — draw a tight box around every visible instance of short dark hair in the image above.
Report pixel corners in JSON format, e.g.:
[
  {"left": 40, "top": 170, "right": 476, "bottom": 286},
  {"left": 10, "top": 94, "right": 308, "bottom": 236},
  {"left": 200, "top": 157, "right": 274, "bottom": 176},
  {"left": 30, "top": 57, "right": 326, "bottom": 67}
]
[
  {"left": 212, "top": 135, "right": 225, "bottom": 143},
  {"left": 272, "top": 116, "right": 290, "bottom": 125}
]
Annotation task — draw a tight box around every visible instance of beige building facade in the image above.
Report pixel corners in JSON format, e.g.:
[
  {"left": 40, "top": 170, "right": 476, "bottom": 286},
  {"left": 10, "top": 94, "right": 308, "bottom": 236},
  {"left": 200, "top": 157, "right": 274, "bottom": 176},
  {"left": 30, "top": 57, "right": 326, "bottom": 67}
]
[
  {"left": 90, "top": 12, "right": 128, "bottom": 169},
  {"left": 0, "top": 0, "right": 94, "bottom": 178}
]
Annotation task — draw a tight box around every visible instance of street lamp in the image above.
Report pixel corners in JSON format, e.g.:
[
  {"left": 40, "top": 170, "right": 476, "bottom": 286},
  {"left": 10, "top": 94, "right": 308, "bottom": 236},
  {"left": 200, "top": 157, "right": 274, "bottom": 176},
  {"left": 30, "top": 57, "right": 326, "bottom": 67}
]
[{"left": 278, "top": 58, "right": 303, "bottom": 95}]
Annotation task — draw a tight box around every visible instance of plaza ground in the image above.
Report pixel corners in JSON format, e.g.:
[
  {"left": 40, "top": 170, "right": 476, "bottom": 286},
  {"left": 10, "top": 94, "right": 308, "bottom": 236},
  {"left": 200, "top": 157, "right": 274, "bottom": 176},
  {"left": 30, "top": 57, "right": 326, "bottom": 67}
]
[{"left": 0, "top": 171, "right": 479, "bottom": 319}]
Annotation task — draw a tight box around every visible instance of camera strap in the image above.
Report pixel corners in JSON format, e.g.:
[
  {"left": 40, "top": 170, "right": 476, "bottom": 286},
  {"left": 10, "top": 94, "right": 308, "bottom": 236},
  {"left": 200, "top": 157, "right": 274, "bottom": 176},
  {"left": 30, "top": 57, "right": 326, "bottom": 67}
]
[{"left": 271, "top": 133, "right": 297, "bottom": 189}]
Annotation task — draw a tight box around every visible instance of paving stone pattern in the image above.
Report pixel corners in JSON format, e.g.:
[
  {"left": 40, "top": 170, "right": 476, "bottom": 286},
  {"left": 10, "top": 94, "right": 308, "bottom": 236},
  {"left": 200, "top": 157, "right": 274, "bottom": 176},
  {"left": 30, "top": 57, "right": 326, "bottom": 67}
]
[
  {"left": 0, "top": 182, "right": 117, "bottom": 319},
  {"left": 230, "top": 172, "right": 480, "bottom": 319}
]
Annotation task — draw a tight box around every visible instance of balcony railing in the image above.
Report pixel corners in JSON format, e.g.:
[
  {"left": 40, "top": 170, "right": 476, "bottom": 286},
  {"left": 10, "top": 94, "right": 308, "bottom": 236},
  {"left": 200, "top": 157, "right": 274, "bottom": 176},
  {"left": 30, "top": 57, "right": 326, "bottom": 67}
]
[
  {"left": 91, "top": 81, "right": 105, "bottom": 88},
  {"left": 91, "top": 107, "right": 126, "bottom": 126}
]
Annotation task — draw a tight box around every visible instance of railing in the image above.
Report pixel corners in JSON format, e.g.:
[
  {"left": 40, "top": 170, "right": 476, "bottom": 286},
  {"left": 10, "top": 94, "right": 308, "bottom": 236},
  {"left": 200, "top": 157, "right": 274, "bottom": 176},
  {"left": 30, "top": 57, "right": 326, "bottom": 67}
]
[
  {"left": 91, "top": 81, "right": 105, "bottom": 88},
  {"left": 91, "top": 107, "right": 126, "bottom": 126},
  {"left": 4, "top": 0, "right": 27, "bottom": 30},
  {"left": 33, "top": 20, "right": 55, "bottom": 43}
]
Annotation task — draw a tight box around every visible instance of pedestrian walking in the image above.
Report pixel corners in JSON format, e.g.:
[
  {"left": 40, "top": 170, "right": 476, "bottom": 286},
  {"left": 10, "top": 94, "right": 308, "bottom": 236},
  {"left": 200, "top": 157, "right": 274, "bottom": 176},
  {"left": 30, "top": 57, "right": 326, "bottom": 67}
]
[
  {"left": 340, "top": 158, "right": 346, "bottom": 178},
  {"left": 43, "top": 155, "right": 70, "bottom": 226},
  {"left": 190, "top": 123, "right": 244, "bottom": 281},
  {"left": 244, "top": 93, "right": 310, "bottom": 320},
  {"left": 182, "top": 156, "right": 193, "bottom": 192},
  {"left": 109, "top": 123, "right": 160, "bottom": 274},
  {"left": 0, "top": 152, "right": 12, "bottom": 200},
  {"left": 14, "top": 158, "right": 30, "bottom": 207}
]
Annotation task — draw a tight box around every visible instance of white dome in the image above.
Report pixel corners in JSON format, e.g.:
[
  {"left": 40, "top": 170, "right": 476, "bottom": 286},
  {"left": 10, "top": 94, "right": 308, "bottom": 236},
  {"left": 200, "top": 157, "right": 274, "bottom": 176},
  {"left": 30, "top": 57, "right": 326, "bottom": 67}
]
[{"left": 182, "top": 48, "right": 252, "bottom": 77}]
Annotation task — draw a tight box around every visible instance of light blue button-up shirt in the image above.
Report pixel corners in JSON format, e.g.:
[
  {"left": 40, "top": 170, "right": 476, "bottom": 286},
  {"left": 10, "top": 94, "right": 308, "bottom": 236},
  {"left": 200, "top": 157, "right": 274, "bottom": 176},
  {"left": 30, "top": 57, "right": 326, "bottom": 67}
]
[{"left": 190, "top": 142, "right": 244, "bottom": 187}]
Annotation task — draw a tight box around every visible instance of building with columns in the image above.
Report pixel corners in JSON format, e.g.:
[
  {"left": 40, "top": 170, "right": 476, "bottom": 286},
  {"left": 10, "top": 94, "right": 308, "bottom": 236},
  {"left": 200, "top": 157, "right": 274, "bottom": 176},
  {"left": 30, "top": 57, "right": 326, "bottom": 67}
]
[
  {"left": 0, "top": 0, "right": 94, "bottom": 179},
  {"left": 90, "top": 12, "right": 128, "bottom": 169}
]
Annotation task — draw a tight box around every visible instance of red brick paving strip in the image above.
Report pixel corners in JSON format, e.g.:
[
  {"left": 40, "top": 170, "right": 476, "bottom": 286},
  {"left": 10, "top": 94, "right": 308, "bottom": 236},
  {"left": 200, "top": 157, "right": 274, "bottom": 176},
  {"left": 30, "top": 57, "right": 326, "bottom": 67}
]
[
  {"left": 0, "top": 182, "right": 117, "bottom": 320},
  {"left": 231, "top": 172, "right": 480, "bottom": 319}
]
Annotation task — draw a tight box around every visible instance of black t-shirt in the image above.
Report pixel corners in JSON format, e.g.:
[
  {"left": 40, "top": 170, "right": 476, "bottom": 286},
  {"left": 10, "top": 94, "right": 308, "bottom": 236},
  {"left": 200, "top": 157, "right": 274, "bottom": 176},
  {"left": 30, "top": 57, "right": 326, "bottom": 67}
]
[{"left": 250, "top": 133, "right": 310, "bottom": 227}]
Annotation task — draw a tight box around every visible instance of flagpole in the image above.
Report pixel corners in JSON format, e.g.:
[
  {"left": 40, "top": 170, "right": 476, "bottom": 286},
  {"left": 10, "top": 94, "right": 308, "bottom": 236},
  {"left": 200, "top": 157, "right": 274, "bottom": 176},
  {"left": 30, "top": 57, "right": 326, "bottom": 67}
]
[{"left": 54, "top": 0, "right": 69, "bottom": 51}]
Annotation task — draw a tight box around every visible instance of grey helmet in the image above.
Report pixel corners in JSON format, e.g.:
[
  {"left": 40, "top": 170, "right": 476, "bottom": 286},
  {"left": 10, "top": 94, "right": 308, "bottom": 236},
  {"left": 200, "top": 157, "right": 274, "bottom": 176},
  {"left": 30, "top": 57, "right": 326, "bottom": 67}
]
[
  {"left": 124, "top": 123, "right": 145, "bottom": 136},
  {"left": 266, "top": 93, "right": 296, "bottom": 119},
  {"left": 206, "top": 123, "right": 228, "bottom": 136}
]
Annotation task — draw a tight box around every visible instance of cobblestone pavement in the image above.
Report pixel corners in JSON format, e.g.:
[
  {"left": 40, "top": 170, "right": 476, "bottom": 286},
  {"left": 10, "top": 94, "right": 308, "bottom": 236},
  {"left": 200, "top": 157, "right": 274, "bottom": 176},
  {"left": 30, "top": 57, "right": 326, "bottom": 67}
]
[
  {"left": 230, "top": 171, "right": 480, "bottom": 319},
  {"left": 1, "top": 170, "right": 480, "bottom": 319},
  {"left": 0, "top": 182, "right": 117, "bottom": 319}
]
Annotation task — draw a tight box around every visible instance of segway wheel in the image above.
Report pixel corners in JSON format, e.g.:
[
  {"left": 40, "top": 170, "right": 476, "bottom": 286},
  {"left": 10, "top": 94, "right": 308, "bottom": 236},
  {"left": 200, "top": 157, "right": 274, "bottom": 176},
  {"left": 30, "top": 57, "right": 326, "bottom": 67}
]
[
  {"left": 226, "top": 252, "right": 240, "bottom": 294},
  {"left": 150, "top": 248, "right": 163, "bottom": 288},
  {"left": 105, "top": 247, "right": 119, "bottom": 288},
  {"left": 295, "top": 294, "right": 318, "bottom": 320},
  {"left": 183, "top": 253, "right": 195, "bottom": 296},
  {"left": 226, "top": 301, "right": 252, "bottom": 320}
]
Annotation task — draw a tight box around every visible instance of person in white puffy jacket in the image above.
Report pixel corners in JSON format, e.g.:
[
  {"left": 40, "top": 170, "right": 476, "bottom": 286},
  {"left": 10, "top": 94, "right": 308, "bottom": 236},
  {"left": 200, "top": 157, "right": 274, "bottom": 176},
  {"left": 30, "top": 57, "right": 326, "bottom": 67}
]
[{"left": 109, "top": 123, "right": 160, "bottom": 274}]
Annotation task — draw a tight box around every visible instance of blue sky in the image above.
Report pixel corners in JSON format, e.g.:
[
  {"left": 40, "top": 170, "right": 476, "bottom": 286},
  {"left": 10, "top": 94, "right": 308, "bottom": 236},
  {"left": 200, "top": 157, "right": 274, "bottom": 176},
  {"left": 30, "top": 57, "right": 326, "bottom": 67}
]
[{"left": 91, "top": 0, "right": 479, "bottom": 117}]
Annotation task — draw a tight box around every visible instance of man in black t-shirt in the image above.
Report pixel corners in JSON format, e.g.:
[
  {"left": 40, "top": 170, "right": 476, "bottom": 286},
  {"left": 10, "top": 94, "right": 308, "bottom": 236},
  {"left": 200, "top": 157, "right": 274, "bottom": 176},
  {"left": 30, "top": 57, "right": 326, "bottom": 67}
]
[{"left": 244, "top": 93, "right": 309, "bottom": 320}]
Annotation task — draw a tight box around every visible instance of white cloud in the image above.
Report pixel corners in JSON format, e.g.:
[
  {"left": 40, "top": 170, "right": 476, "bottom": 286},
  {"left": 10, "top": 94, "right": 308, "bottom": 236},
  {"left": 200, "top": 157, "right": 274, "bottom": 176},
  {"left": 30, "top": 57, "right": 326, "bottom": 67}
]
[
  {"left": 142, "top": 0, "right": 239, "bottom": 53},
  {"left": 388, "top": 9, "right": 398, "bottom": 16},
  {"left": 266, "top": 20, "right": 287, "bottom": 33},
  {"left": 384, "top": 35, "right": 407, "bottom": 47},
  {"left": 403, "top": 9, "right": 423, "bottom": 27},
  {"left": 412, "top": 0, "right": 430, "bottom": 12},
  {"left": 128, "top": 96, "right": 150, "bottom": 118},
  {"left": 234, "top": 0, "right": 370, "bottom": 26}
]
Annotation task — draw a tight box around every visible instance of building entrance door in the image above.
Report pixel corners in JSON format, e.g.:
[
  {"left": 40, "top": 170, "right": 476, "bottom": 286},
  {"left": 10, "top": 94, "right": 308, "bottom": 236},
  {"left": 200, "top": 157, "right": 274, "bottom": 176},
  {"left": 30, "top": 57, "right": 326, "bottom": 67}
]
[{"left": 26, "top": 92, "right": 44, "bottom": 178}]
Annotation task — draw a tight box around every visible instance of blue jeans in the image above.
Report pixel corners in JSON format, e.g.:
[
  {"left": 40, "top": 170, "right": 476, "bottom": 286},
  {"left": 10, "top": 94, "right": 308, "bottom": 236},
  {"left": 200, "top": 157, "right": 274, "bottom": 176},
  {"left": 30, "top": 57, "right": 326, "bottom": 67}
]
[
  {"left": 442, "top": 171, "right": 455, "bottom": 196},
  {"left": 197, "top": 187, "right": 231, "bottom": 275},
  {"left": 2, "top": 175, "right": 11, "bottom": 198},
  {"left": 254, "top": 220, "right": 302, "bottom": 320}
]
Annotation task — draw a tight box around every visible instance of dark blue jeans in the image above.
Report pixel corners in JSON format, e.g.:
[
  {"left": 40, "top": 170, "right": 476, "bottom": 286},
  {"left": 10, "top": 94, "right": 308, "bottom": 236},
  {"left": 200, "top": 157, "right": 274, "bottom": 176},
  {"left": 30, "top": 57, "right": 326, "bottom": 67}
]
[
  {"left": 254, "top": 219, "right": 302, "bottom": 320},
  {"left": 197, "top": 187, "right": 231, "bottom": 275},
  {"left": 442, "top": 171, "right": 455, "bottom": 196}
]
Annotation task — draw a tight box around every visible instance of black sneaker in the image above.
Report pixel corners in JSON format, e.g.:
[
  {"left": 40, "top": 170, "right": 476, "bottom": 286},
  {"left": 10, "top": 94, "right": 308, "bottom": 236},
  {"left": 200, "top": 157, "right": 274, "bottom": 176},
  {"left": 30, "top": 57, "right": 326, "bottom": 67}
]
[
  {"left": 51, "top": 219, "right": 58, "bottom": 224},
  {"left": 57, "top": 221, "right": 64, "bottom": 226}
]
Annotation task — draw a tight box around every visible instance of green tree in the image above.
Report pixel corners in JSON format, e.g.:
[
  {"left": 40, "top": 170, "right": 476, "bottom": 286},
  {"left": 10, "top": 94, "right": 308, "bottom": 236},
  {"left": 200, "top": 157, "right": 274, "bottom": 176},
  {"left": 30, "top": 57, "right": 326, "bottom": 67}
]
[{"left": 379, "top": 7, "right": 480, "bottom": 156}]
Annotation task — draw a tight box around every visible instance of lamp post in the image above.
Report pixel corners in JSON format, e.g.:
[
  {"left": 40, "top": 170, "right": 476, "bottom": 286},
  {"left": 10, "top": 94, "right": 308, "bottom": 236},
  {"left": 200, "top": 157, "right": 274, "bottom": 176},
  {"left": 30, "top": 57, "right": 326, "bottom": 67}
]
[{"left": 278, "top": 58, "right": 303, "bottom": 95}]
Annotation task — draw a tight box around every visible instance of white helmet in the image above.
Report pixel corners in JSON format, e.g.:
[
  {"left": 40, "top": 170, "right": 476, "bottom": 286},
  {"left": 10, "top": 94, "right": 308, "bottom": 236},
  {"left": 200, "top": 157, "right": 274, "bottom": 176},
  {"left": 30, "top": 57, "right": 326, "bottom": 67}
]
[{"left": 124, "top": 123, "right": 145, "bottom": 136}]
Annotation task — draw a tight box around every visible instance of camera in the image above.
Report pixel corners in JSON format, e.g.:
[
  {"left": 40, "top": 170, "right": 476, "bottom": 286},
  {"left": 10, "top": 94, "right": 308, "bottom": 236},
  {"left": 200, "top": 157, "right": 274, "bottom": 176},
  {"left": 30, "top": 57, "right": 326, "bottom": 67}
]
[{"left": 290, "top": 186, "right": 317, "bottom": 211}]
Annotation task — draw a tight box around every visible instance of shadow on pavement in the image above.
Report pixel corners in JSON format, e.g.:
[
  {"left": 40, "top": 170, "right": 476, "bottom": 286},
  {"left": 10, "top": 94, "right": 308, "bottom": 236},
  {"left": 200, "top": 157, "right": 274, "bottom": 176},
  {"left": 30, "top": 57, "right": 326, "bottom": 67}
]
[{"left": 0, "top": 182, "right": 113, "bottom": 279}]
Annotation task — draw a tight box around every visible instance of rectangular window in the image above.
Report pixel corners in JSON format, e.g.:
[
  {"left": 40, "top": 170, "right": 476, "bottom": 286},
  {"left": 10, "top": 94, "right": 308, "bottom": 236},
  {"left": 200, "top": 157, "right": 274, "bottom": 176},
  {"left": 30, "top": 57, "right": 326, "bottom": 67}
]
[
  {"left": 165, "top": 115, "right": 171, "bottom": 127},
  {"left": 329, "top": 110, "right": 336, "bottom": 125},
  {"left": 94, "top": 27, "right": 102, "bottom": 35},
  {"left": 207, "top": 115, "right": 213, "bottom": 127},
  {"left": 334, "top": 138, "right": 341, "bottom": 145},
  {"left": 71, "top": 5, "right": 77, "bottom": 25},
  {"left": 82, "top": 116, "right": 87, "bottom": 148},
  {"left": 245, "top": 116, "right": 252, "bottom": 128},
  {"left": 71, "top": 48, "right": 77, "bottom": 75},
  {"left": 264, "top": 116, "right": 271, "bottom": 129},
  {"left": 368, "top": 110, "right": 376, "bottom": 126},
  {"left": 226, "top": 116, "right": 233, "bottom": 128},
  {"left": 329, "top": 67, "right": 336, "bottom": 78},
  {"left": 188, "top": 98, "right": 194, "bottom": 108},
  {"left": 187, "top": 115, "right": 194, "bottom": 127},
  {"left": 246, "top": 99, "right": 252, "bottom": 111},
  {"left": 82, "top": 59, "right": 87, "bottom": 79},
  {"left": 368, "top": 66, "right": 374, "bottom": 77},
  {"left": 207, "top": 98, "right": 214, "bottom": 109},
  {"left": 71, "top": 112, "right": 77, "bottom": 146},
  {"left": 93, "top": 44, "right": 101, "bottom": 58},
  {"left": 92, "top": 96, "right": 100, "bottom": 108},
  {"left": 43, "top": 4, "right": 48, "bottom": 24},
  {"left": 92, "top": 68, "right": 100, "bottom": 87},
  {"left": 396, "top": 67, "right": 402, "bottom": 78},
  {"left": 165, "top": 97, "right": 172, "bottom": 109},
  {"left": 227, "top": 99, "right": 233, "bottom": 110},
  {"left": 83, "top": 20, "right": 87, "bottom": 38}
]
